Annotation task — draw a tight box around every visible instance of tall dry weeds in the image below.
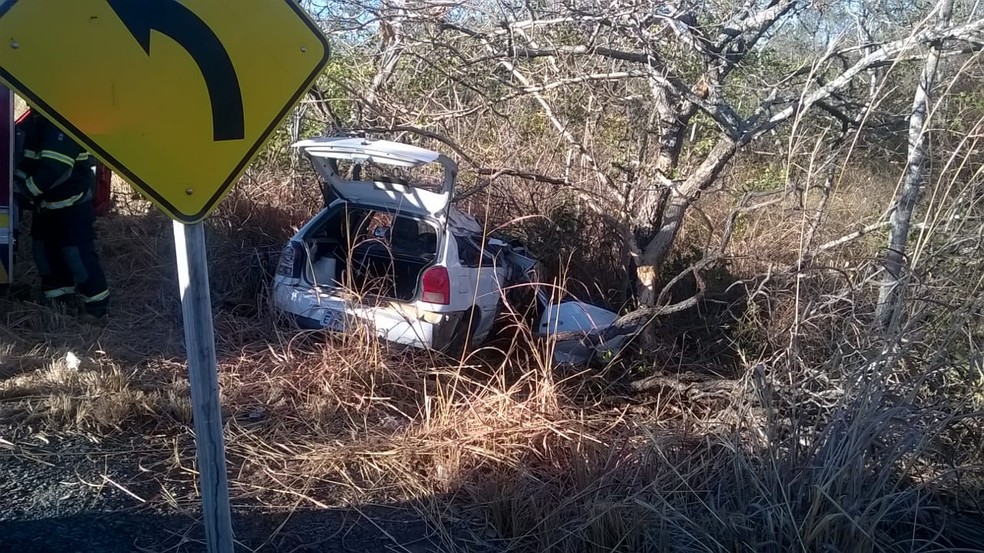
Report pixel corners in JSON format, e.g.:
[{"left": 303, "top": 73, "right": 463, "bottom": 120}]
[{"left": 2, "top": 75, "right": 984, "bottom": 552}]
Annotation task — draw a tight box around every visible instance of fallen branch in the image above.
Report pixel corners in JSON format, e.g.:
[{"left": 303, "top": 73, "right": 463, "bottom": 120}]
[
  {"left": 540, "top": 259, "right": 714, "bottom": 345},
  {"left": 629, "top": 373, "right": 739, "bottom": 395},
  {"left": 601, "top": 258, "right": 715, "bottom": 341},
  {"left": 793, "top": 219, "right": 893, "bottom": 272},
  {"left": 474, "top": 167, "right": 569, "bottom": 186},
  {"left": 816, "top": 220, "right": 892, "bottom": 253}
]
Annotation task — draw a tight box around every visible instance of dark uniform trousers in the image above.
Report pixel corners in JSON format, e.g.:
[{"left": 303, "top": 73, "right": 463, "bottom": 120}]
[
  {"left": 16, "top": 111, "right": 110, "bottom": 317},
  {"left": 31, "top": 200, "right": 109, "bottom": 316}
]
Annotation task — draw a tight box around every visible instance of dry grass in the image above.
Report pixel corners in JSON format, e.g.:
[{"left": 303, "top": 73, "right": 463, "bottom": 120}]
[{"left": 1, "top": 156, "right": 983, "bottom": 552}]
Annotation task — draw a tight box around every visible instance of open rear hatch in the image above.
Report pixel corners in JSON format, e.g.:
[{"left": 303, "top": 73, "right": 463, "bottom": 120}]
[
  {"left": 293, "top": 136, "right": 457, "bottom": 217},
  {"left": 291, "top": 136, "right": 455, "bottom": 304}
]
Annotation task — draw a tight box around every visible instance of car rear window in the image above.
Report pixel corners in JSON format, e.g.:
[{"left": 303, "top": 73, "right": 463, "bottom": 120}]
[{"left": 332, "top": 159, "right": 445, "bottom": 193}]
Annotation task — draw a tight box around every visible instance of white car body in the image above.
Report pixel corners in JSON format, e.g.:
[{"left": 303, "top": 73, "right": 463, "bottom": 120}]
[{"left": 271, "top": 136, "right": 535, "bottom": 352}]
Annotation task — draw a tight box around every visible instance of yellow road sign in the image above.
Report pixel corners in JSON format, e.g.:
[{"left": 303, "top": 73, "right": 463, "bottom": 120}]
[{"left": 0, "top": 0, "right": 330, "bottom": 223}]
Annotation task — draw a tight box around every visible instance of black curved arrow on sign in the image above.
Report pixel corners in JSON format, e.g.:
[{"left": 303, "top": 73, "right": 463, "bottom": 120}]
[{"left": 107, "top": 0, "right": 245, "bottom": 141}]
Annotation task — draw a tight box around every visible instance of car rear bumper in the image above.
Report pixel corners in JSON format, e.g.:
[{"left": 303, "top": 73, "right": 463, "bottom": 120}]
[{"left": 274, "top": 284, "right": 464, "bottom": 350}]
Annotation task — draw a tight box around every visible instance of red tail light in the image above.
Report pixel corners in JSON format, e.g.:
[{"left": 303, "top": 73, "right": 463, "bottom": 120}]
[{"left": 421, "top": 266, "right": 450, "bottom": 304}]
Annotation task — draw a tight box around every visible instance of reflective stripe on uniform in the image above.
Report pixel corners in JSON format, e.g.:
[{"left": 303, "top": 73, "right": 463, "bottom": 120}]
[
  {"left": 25, "top": 176, "right": 43, "bottom": 196},
  {"left": 14, "top": 169, "right": 27, "bottom": 180},
  {"left": 76, "top": 153, "right": 90, "bottom": 161},
  {"left": 40, "top": 191, "right": 85, "bottom": 210},
  {"left": 44, "top": 286, "right": 77, "bottom": 299},
  {"left": 23, "top": 149, "right": 39, "bottom": 159},
  {"left": 83, "top": 290, "right": 110, "bottom": 303},
  {"left": 40, "top": 150, "right": 76, "bottom": 167}
]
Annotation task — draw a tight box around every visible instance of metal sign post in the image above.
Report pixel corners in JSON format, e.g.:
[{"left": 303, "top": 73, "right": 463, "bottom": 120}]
[
  {"left": 0, "top": 2, "right": 330, "bottom": 552},
  {"left": 173, "top": 220, "right": 233, "bottom": 553}
]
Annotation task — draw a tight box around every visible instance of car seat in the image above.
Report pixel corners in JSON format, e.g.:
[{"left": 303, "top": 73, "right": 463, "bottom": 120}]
[{"left": 391, "top": 217, "right": 420, "bottom": 251}]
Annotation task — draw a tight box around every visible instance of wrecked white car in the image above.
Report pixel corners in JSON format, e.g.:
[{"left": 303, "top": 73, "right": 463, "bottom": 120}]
[
  {"left": 272, "top": 136, "right": 630, "bottom": 362},
  {"left": 272, "top": 136, "right": 534, "bottom": 354}
]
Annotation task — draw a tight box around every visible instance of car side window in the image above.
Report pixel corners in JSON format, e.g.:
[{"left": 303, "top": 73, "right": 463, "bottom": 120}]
[{"left": 456, "top": 235, "right": 496, "bottom": 268}]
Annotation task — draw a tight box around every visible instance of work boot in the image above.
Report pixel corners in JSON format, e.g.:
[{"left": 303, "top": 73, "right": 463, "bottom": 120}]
[
  {"left": 80, "top": 297, "right": 109, "bottom": 323},
  {"left": 38, "top": 291, "right": 79, "bottom": 314}
]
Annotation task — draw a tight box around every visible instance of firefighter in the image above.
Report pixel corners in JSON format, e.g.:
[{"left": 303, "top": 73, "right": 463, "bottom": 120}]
[{"left": 14, "top": 109, "right": 109, "bottom": 320}]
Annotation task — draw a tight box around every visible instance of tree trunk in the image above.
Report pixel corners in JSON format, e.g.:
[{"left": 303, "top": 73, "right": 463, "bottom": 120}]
[
  {"left": 635, "top": 137, "right": 738, "bottom": 306},
  {"left": 803, "top": 133, "right": 849, "bottom": 257},
  {"left": 638, "top": 89, "right": 692, "bottom": 231},
  {"left": 875, "top": 0, "right": 952, "bottom": 331},
  {"left": 632, "top": 89, "right": 700, "bottom": 307},
  {"left": 655, "top": 113, "right": 689, "bottom": 177}
]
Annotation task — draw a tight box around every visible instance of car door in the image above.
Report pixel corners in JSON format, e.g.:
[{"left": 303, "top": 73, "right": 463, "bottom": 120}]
[{"left": 449, "top": 231, "right": 503, "bottom": 342}]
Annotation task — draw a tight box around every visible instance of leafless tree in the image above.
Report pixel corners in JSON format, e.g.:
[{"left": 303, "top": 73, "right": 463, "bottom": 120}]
[
  {"left": 303, "top": 0, "right": 984, "bottom": 317},
  {"left": 875, "top": 0, "right": 955, "bottom": 332}
]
